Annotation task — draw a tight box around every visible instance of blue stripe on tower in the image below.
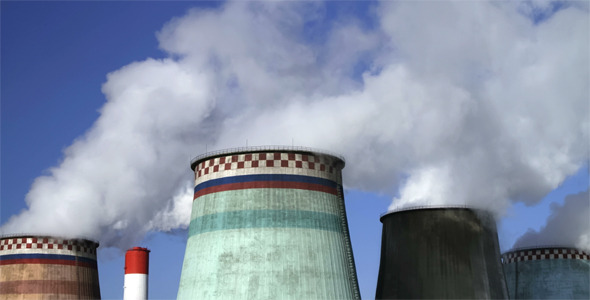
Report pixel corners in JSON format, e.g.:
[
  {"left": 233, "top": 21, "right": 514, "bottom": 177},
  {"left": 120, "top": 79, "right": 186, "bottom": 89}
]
[
  {"left": 0, "top": 254, "right": 96, "bottom": 263},
  {"left": 195, "top": 174, "right": 338, "bottom": 193},
  {"left": 193, "top": 174, "right": 340, "bottom": 199}
]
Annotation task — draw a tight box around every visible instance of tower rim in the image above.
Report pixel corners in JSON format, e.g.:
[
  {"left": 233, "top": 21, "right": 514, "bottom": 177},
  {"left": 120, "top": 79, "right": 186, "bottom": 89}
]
[
  {"left": 0, "top": 233, "right": 99, "bottom": 247},
  {"left": 379, "top": 205, "right": 490, "bottom": 222},
  {"left": 502, "top": 245, "right": 590, "bottom": 255},
  {"left": 190, "top": 145, "right": 345, "bottom": 171}
]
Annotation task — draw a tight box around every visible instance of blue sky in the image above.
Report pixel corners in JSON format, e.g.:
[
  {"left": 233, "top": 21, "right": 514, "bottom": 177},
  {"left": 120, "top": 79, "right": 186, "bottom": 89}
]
[{"left": 1, "top": 1, "right": 588, "bottom": 299}]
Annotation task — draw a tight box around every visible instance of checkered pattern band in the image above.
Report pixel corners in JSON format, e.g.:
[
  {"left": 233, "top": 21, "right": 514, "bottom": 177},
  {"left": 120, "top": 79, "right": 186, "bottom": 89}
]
[
  {"left": 0, "top": 237, "right": 97, "bottom": 256},
  {"left": 502, "top": 248, "right": 590, "bottom": 264},
  {"left": 196, "top": 152, "right": 337, "bottom": 178}
]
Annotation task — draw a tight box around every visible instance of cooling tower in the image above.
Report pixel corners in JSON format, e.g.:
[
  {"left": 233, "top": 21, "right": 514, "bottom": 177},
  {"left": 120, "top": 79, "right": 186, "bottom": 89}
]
[
  {"left": 0, "top": 235, "right": 100, "bottom": 299},
  {"left": 375, "top": 207, "right": 508, "bottom": 299},
  {"left": 502, "top": 247, "right": 590, "bottom": 299},
  {"left": 124, "top": 247, "right": 149, "bottom": 300},
  {"left": 177, "top": 146, "right": 360, "bottom": 299}
]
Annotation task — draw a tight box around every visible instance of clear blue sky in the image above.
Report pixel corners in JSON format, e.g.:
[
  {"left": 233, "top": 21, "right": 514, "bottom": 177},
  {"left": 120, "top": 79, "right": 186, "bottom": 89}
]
[{"left": 1, "top": 2, "right": 588, "bottom": 299}]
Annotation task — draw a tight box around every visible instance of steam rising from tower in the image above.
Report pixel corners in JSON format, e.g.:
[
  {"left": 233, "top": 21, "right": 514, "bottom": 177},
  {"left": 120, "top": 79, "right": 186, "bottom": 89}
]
[{"left": 0, "top": 1, "right": 587, "bottom": 255}]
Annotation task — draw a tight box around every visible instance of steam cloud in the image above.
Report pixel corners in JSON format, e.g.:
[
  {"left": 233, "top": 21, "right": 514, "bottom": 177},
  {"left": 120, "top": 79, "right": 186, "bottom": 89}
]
[
  {"left": 513, "top": 190, "right": 590, "bottom": 252},
  {"left": 1, "top": 1, "right": 588, "bottom": 249}
]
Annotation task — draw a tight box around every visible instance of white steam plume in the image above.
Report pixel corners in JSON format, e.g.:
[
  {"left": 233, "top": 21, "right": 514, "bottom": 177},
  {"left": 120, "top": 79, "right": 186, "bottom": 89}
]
[
  {"left": 512, "top": 190, "right": 590, "bottom": 252},
  {"left": 1, "top": 1, "right": 588, "bottom": 249},
  {"left": 1, "top": 59, "right": 212, "bottom": 247}
]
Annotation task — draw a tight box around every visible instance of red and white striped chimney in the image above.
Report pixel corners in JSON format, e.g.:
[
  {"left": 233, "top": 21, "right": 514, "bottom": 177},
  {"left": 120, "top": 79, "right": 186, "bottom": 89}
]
[{"left": 124, "top": 247, "right": 150, "bottom": 300}]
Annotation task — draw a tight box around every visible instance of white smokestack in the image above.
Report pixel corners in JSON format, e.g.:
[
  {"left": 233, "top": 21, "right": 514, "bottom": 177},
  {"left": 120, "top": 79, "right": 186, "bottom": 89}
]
[{"left": 124, "top": 247, "right": 150, "bottom": 300}]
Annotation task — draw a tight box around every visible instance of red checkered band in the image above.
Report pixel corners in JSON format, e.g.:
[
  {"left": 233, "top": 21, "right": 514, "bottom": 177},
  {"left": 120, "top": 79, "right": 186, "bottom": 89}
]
[
  {"left": 0, "top": 237, "right": 97, "bottom": 255},
  {"left": 501, "top": 248, "right": 590, "bottom": 264},
  {"left": 196, "top": 152, "right": 337, "bottom": 178}
]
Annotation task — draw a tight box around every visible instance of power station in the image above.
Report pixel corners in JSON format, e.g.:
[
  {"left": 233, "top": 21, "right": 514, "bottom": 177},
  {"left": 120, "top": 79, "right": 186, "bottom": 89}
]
[
  {"left": 375, "top": 207, "right": 508, "bottom": 299},
  {"left": 177, "top": 147, "right": 360, "bottom": 299},
  {"left": 502, "top": 247, "right": 590, "bottom": 299},
  {"left": 0, "top": 235, "right": 101, "bottom": 299},
  {"left": 2, "top": 146, "right": 587, "bottom": 299}
]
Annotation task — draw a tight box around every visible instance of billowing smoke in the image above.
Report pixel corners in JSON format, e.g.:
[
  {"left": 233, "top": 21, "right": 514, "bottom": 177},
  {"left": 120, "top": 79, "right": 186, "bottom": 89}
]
[
  {"left": 1, "top": 59, "right": 210, "bottom": 246},
  {"left": 1, "top": 1, "right": 588, "bottom": 249},
  {"left": 513, "top": 190, "right": 590, "bottom": 252}
]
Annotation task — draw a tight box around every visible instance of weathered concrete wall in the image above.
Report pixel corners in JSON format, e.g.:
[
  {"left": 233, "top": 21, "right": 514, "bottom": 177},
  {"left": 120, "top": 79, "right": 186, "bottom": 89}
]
[
  {"left": 178, "top": 149, "right": 359, "bottom": 300},
  {"left": 375, "top": 208, "right": 508, "bottom": 299},
  {"left": 0, "top": 236, "right": 101, "bottom": 299},
  {"left": 503, "top": 248, "right": 590, "bottom": 299}
]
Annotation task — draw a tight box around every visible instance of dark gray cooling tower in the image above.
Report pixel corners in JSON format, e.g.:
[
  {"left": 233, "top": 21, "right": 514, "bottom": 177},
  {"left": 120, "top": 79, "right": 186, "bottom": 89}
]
[
  {"left": 375, "top": 207, "right": 508, "bottom": 299},
  {"left": 502, "top": 247, "right": 590, "bottom": 299}
]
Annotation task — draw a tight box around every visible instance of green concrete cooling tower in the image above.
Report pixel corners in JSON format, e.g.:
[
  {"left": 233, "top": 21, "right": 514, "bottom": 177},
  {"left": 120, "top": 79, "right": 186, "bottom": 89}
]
[
  {"left": 177, "top": 147, "right": 360, "bottom": 300},
  {"left": 502, "top": 247, "right": 590, "bottom": 299}
]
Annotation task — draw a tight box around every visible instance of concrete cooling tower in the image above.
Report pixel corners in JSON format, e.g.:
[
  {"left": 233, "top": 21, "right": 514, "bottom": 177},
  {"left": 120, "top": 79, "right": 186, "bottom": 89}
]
[
  {"left": 0, "top": 235, "right": 100, "bottom": 299},
  {"left": 502, "top": 247, "right": 590, "bottom": 299},
  {"left": 375, "top": 207, "right": 508, "bottom": 299},
  {"left": 177, "top": 147, "right": 360, "bottom": 299}
]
